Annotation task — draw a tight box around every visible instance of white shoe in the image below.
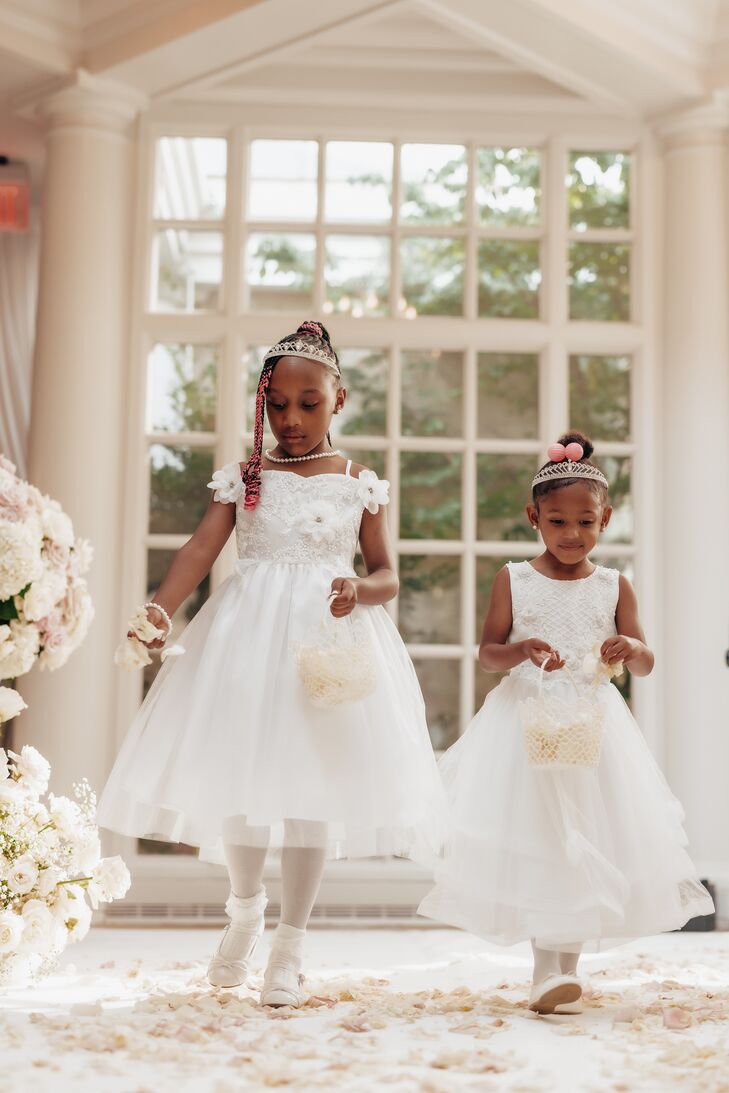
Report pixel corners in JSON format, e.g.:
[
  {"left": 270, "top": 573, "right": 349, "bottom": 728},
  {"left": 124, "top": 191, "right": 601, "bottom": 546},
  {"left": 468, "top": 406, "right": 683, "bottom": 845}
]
[
  {"left": 260, "top": 923, "right": 307, "bottom": 1008},
  {"left": 529, "top": 974, "right": 582, "bottom": 1015},
  {"left": 207, "top": 887, "right": 267, "bottom": 989},
  {"left": 554, "top": 998, "right": 584, "bottom": 1014}
]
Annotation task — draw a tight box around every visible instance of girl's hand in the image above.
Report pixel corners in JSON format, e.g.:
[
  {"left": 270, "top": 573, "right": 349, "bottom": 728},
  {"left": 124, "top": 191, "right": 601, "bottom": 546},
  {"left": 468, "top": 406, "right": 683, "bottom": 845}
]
[
  {"left": 127, "top": 605, "right": 169, "bottom": 651},
  {"left": 329, "top": 578, "right": 358, "bottom": 618},
  {"left": 601, "top": 635, "right": 639, "bottom": 666},
  {"left": 520, "top": 638, "right": 564, "bottom": 672}
]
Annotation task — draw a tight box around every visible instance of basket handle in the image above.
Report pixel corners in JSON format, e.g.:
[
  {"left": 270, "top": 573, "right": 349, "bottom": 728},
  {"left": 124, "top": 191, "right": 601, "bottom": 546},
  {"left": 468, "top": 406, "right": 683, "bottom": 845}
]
[{"left": 535, "top": 654, "right": 581, "bottom": 698}]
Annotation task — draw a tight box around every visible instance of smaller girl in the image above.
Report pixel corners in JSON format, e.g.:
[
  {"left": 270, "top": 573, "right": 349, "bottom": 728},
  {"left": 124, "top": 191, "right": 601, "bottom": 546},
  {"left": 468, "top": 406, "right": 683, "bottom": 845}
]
[{"left": 418, "top": 431, "right": 713, "bottom": 1014}]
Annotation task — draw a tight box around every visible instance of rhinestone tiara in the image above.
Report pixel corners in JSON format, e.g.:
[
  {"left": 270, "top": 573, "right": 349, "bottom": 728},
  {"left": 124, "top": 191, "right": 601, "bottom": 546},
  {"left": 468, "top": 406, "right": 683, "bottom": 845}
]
[
  {"left": 263, "top": 337, "right": 340, "bottom": 374},
  {"left": 531, "top": 461, "right": 609, "bottom": 490}
]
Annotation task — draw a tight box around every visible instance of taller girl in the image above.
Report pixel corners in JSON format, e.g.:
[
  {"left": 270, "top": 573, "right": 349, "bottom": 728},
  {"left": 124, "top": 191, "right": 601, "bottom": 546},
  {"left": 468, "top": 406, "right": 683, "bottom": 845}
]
[{"left": 98, "top": 321, "right": 444, "bottom": 1005}]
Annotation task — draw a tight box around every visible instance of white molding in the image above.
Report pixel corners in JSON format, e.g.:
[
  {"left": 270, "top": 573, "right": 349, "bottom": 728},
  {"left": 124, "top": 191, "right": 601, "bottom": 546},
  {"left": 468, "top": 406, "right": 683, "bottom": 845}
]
[{"left": 655, "top": 93, "right": 729, "bottom": 148}]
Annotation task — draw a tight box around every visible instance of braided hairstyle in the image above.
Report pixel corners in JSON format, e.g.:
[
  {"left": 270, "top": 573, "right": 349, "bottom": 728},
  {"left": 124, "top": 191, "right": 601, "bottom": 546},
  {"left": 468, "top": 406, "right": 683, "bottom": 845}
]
[
  {"left": 242, "top": 320, "right": 341, "bottom": 510},
  {"left": 532, "top": 430, "right": 609, "bottom": 505}
]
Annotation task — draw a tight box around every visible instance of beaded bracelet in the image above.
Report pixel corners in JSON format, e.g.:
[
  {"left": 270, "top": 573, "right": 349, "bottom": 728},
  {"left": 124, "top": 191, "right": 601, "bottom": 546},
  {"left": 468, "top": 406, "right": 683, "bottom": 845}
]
[{"left": 145, "top": 601, "right": 172, "bottom": 636}]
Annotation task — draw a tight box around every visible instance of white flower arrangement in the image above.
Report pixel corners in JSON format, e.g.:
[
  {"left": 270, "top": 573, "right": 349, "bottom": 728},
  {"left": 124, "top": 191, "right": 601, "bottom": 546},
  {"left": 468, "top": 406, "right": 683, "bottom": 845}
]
[
  {"left": 207, "top": 462, "right": 243, "bottom": 505},
  {"left": 0, "top": 744, "right": 130, "bottom": 984},
  {"left": 355, "top": 469, "right": 390, "bottom": 515},
  {"left": 0, "top": 455, "right": 94, "bottom": 684},
  {"left": 297, "top": 499, "right": 340, "bottom": 544}
]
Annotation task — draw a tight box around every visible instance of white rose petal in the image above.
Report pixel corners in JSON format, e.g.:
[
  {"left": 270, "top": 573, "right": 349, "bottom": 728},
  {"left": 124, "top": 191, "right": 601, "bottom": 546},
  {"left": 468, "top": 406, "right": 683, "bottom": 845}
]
[
  {"left": 0, "top": 911, "right": 24, "bottom": 955},
  {"left": 41, "top": 506, "right": 75, "bottom": 548},
  {"left": 8, "top": 745, "right": 51, "bottom": 796},
  {"left": 7, "top": 855, "right": 39, "bottom": 895},
  {"left": 114, "top": 636, "right": 152, "bottom": 671},
  {"left": 207, "top": 462, "right": 243, "bottom": 505},
  {"left": 160, "top": 643, "right": 186, "bottom": 662},
  {"left": 21, "top": 899, "right": 65, "bottom": 955},
  {"left": 128, "top": 606, "right": 165, "bottom": 643},
  {"left": 0, "top": 686, "right": 27, "bottom": 724},
  {"left": 356, "top": 469, "right": 390, "bottom": 515}
]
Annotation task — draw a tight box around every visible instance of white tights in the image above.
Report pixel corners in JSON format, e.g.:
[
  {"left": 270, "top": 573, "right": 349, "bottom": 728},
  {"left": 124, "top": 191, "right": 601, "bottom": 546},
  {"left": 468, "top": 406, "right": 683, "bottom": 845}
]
[
  {"left": 531, "top": 941, "right": 582, "bottom": 983},
  {"left": 222, "top": 818, "right": 327, "bottom": 931}
]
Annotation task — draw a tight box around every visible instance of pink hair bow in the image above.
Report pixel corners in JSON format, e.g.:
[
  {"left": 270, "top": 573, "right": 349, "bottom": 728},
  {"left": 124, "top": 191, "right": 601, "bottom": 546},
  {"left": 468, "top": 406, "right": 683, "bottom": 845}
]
[{"left": 548, "top": 441, "right": 584, "bottom": 463}]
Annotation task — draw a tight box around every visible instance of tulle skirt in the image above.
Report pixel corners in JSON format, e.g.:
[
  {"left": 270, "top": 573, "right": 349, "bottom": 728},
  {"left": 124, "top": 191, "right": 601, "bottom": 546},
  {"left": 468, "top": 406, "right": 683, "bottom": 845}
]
[
  {"left": 418, "top": 673, "right": 713, "bottom": 950},
  {"left": 97, "top": 559, "right": 446, "bottom": 863}
]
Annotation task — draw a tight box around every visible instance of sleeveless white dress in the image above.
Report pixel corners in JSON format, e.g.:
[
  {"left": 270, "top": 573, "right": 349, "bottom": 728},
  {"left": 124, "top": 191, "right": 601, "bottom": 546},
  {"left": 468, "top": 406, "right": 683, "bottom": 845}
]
[
  {"left": 418, "top": 561, "right": 713, "bottom": 949},
  {"left": 97, "top": 464, "right": 446, "bottom": 861}
]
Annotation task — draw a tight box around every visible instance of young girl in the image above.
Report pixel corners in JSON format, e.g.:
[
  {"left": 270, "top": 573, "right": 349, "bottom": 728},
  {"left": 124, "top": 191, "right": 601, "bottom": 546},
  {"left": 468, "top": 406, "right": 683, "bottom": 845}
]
[
  {"left": 98, "top": 320, "right": 444, "bottom": 1006},
  {"left": 418, "top": 431, "right": 713, "bottom": 1015}
]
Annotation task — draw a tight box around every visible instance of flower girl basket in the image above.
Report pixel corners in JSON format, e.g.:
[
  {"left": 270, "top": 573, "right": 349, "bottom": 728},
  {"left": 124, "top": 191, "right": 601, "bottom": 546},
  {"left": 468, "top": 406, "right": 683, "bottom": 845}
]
[
  {"left": 520, "top": 660, "right": 604, "bottom": 770},
  {"left": 293, "top": 598, "right": 377, "bottom": 709}
]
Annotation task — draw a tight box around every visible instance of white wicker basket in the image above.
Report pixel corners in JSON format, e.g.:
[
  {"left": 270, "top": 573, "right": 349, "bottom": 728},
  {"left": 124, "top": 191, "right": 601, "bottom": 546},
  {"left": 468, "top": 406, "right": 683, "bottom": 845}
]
[
  {"left": 521, "top": 662, "right": 604, "bottom": 769},
  {"left": 293, "top": 613, "right": 376, "bottom": 709}
]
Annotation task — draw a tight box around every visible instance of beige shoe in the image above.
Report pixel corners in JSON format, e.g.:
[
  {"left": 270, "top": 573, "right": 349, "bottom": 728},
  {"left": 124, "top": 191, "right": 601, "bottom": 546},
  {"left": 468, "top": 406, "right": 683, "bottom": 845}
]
[
  {"left": 260, "top": 923, "right": 306, "bottom": 1008},
  {"left": 554, "top": 997, "right": 584, "bottom": 1014},
  {"left": 529, "top": 974, "right": 582, "bottom": 1014},
  {"left": 207, "top": 887, "right": 267, "bottom": 989}
]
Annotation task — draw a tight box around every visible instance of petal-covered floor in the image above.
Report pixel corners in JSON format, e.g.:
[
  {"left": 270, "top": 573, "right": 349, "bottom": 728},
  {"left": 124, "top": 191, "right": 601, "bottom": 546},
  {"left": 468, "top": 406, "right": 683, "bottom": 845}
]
[{"left": 2, "top": 928, "right": 728, "bottom": 1092}]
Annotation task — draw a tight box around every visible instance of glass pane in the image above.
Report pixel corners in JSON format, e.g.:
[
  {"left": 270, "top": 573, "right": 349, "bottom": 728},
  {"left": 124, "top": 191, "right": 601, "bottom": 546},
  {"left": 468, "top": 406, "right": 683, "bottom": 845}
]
[
  {"left": 401, "top": 144, "right": 467, "bottom": 224},
  {"left": 569, "top": 242, "right": 630, "bottom": 321},
  {"left": 568, "top": 151, "right": 630, "bottom": 230},
  {"left": 476, "top": 454, "right": 537, "bottom": 541},
  {"left": 589, "top": 554, "right": 633, "bottom": 707},
  {"left": 324, "top": 235, "right": 390, "bottom": 317},
  {"left": 477, "top": 146, "right": 540, "bottom": 226},
  {"left": 151, "top": 230, "right": 223, "bottom": 312},
  {"left": 246, "top": 232, "right": 315, "bottom": 312},
  {"left": 248, "top": 139, "right": 318, "bottom": 221},
  {"left": 244, "top": 346, "right": 268, "bottom": 433},
  {"left": 143, "top": 548, "right": 210, "bottom": 699},
  {"left": 338, "top": 348, "right": 388, "bottom": 436},
  {"left": 400, "top": 453, "right": 462, "bottom": 540},
  {"left": 149, "top": 444, "right": 214, "bottom": 534},
  {"left": 399, "top": 554, "right": 461, "bottom": 644},
  {"left": 400, "top": 237, "right": 465, "bottom": 317},
  {"left": 412, "top": 658, "right": 460, "bottom": 751},
  {"left": 478, "top": 353, "right": 539, "bottom": 439},
  {"left": 475, "top": 555, "right": 508, "bottom": 643},
  {"left": 569, "top": 355, "right": 631, "bottom": 442},
  {"left": 478, "top": 241, "right": 541, "bottom": 318},
  {"left": 146, "top": 343, "right": 218, "bottom": 433},
  {"left": 154, "top": 137, "right": 227, "bottom": 220},
  {"left": 401, "top": 350, "right": 463, "bottom": 437},
  {"left": 600, "top": 455, "right": 632, "bottom": 544},
  {"left": 340, "top": 448, "right": 386, "bottom": 477},
  {"left": 325, "top": 142, "right": 393, "bottom": 223}
]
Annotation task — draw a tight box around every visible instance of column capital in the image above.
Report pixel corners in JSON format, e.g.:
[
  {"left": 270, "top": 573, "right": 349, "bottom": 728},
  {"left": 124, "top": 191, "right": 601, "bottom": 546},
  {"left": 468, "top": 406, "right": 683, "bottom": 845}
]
[
  {"left": 657, "top": 93, "right": 729, "bottom": 151},
  {"left": 17, "top": 69, "right": 148, "bottom": 136}
]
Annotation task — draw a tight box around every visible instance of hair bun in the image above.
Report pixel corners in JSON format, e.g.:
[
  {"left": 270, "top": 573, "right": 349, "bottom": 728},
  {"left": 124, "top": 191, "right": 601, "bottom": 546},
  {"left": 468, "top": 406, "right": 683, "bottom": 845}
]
[
  {"left": 558, "top": 430, "right": 594, "bottom": 461},
  {"left": 298, "top": 320, "right": 331, "bottom": 344}
]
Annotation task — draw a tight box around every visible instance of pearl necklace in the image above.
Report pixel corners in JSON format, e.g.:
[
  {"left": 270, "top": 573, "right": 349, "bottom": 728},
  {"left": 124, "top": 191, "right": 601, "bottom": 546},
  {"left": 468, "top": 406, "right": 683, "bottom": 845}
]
[{"left": 264, "top": 447, "right": 342, "bottom": 464}]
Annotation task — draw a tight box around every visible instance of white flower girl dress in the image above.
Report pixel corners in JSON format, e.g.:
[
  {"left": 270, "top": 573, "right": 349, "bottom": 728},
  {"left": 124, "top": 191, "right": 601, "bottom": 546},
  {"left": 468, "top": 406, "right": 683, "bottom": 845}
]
[{"left": 98, "top": 462, "right": 445, "bottom": 861}]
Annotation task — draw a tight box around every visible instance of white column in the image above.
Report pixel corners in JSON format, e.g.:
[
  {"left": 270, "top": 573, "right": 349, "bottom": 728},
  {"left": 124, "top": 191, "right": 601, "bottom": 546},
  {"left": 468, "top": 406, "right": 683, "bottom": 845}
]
[
  {"left": 660, "top": 99, "right": 729, "bottom": 886},
  {"left": 17, "top": 73, "right": 146, "bottom": 797}
]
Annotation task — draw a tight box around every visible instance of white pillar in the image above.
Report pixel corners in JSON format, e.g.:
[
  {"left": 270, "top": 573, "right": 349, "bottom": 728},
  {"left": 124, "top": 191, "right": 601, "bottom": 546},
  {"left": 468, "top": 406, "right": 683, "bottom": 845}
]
[
  {"left": 660, "top": 99, "right": 729, "bottom": 887},
  {"left": 17, "top": 73, "right": 146, "bottom": 798}
]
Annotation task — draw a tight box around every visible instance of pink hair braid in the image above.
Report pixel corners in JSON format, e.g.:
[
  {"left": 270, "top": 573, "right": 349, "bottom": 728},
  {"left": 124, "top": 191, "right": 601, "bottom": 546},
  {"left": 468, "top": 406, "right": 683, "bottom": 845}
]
[{"left": 242, "top": 361, "right": 275, "bottom": 510}]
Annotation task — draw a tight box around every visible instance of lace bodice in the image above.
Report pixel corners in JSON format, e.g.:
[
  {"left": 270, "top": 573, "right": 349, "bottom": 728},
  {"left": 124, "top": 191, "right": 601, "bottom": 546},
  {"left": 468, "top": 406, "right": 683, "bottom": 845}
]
[
  {"left": 208, "top": 463, "right": 390, "bottom": 570},
  {"left": 507, "top": 561, "right": 619, "bottom": 685}
]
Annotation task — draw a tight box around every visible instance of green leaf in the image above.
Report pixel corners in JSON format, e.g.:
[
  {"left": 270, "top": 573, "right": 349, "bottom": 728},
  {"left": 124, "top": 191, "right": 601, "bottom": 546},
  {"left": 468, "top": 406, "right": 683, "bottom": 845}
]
[{"left": 0, "top": 598, "right": 19, "bottom": 622}]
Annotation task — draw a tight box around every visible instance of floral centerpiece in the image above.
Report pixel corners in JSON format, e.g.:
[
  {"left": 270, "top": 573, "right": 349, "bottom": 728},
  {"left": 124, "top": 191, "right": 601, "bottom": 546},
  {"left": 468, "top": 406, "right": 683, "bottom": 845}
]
[
  {"left": 0, "top": 741, "right": 130, "bottom": 984},
  {"left": 0, "top": 454, "right": 93, "bottom": 685}
]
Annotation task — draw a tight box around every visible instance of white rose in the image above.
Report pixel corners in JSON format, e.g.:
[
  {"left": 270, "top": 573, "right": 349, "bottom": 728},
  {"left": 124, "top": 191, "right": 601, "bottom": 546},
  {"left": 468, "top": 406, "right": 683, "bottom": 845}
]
[
  {"left": 70, "top": 539, "right": 93, "bottom": 576},
  {"left": 48, "top": 794, "right": 83, "bottom": 840},
  {"left": 0, "top": 620, "right": 41, "bottom": 681},
  {"left": 114, "top": 636, "right": 151, "bottom": 671},
  {"left": 73, "top": 832, "right": 101, "bottom": 874},
  {"left": 355, "top": 469, "right": 390, "bottom": 515},
  {"left": 0, "top": 519, "right": 43, "bottom": 600},
  {"left": 21, "top": 899, "right": 66, "bottom": 955},
  {"left": 8, "top": 745, "right": 51, "bottom": 797},
  {"left": 0, "top": 746, "right": 9, "bottom": 780},
  {"left": 0, "top": 911, "right": 24, "bottom": 955},
  {"left": 41, "top": 506, "right": 75, "bottom": 548},
  {"left": 0, "top": 687, "right": 27, "bottom": 725},
  {"left": 21, "top": 566, "right": 67, "bottom": 622},
  {"left": 56, "top": 886, "right": 93, "bottom": 941},
  {"left": 207, "top": 463, "right": 243, "bottom": 505},
  {"left": 7, "top": 855, "right": 39, "bottom": 895},
  {"left": 37, "top": 866, "right": 62, "bottom": 899},
  {"left": 89, "top": 856, "right": 131, "bottom": 906},
  {"left": 0, "top": 778, "right": 26, "bottom": 807}
]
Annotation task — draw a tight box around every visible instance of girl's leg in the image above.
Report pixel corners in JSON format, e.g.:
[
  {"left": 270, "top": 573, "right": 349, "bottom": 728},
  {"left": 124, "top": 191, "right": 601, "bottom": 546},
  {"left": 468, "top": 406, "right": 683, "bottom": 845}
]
[
  {"left": 208, "top": 819, "right": 271, "bottom": 988},
  {"left": 261, "top": 820, "right": 327, "bottom": 1007},
  {"left": 531, "top": 941, "right": 561, "bottom": 984}
]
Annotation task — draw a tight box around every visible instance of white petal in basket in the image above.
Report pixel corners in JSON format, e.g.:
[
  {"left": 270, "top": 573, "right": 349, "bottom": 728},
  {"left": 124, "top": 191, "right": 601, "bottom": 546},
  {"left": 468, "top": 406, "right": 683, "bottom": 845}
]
[{"left": 293, "top": 616, "right": 377, "bottom": 708}]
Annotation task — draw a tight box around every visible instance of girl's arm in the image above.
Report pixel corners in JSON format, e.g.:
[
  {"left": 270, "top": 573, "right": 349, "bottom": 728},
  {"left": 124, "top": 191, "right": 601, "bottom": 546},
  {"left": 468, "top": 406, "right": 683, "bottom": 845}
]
[
  {"left": 137, "top": 496, "right": 235, "bottom": 647},
  {"left": 330, "top": 490, "right": 398, "bottom": 617},
  {"left": 601, "top": 574, "right": 654, "bottom": 677},
  {"left": 479, "top": 566, "right": 564, "bottom": 672}
]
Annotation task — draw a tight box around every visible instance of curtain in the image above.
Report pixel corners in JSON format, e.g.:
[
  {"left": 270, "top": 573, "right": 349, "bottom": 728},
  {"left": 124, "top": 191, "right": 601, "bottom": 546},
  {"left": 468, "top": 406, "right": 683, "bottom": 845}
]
[{"left": 0, "top": 217, "right": 40, "bottom": 477}]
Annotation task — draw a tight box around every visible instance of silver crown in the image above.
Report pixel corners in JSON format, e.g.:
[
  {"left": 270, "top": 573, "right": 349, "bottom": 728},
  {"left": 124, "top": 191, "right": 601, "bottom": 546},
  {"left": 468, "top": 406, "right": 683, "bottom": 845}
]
[
  {"left": 263, "top": 337, "right": 340, "bottom": 374},
  {"left": 531, "top": 461, "right": 609, "bottom": 490}
]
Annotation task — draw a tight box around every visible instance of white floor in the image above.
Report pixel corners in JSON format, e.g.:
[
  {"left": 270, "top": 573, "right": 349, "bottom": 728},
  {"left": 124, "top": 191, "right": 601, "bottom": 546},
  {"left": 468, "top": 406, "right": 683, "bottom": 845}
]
[{"left": 1, "top": 927, "right": 729, "bottom": 1092}]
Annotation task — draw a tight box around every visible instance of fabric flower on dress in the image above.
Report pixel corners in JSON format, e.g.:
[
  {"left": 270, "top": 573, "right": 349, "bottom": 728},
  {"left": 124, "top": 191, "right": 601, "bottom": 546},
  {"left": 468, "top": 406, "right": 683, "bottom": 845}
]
[
  {"left": 355, "top": 470, "right": 390, "bottom": 515},
  {"left": 297, "top": 500, "right": 339, "bottom": 544},
  {"left": 207, "top": 463, "right": 243, "bottom": 505}
]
